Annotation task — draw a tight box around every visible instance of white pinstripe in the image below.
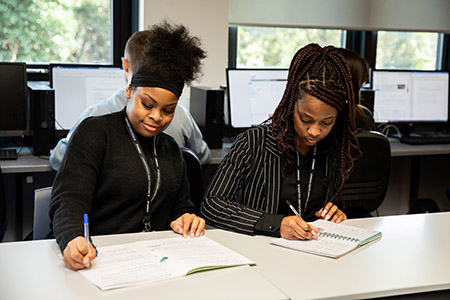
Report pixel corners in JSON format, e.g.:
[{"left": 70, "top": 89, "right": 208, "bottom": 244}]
[{"left": 201, "top": 125, "right": 283, "bottom": 235}]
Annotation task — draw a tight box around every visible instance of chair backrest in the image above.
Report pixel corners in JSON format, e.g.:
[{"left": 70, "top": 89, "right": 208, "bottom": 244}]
[
  {"left": 0, "top": 168, "right": 7, "bottom": 242},
  {"left": 33, "top": 186, "right": 53, "bottom": 240},
  {"left": 180, "top": 147, "right": 204, "bottom": 215},
  {"left": 342, "top": 131, "right": 391, "bottom": 218}
]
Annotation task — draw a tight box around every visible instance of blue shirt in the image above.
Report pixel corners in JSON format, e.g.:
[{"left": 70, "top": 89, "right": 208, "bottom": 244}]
[{"left": 50, "top": 88, "right": 211, "bottom": 170}]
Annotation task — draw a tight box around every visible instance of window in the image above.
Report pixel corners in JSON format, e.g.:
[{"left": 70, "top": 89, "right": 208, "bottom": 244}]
[
  {"left": 235, "top": 26, "right": 343, "bottom": 68},
  {"left": 0, "top": 0, "right": 111, "bottom": 64},
  {"left": 376, "top": 31, "right": 440, "bottom": 70}
]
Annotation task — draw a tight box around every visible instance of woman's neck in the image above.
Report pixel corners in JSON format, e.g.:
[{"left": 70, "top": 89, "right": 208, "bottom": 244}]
[{"left": 295, "top": 139, "right": 310, "bottom": 156}]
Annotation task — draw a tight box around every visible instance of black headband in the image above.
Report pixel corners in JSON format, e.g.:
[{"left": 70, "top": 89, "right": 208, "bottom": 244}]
[{"left": 130, "top": 72, "right": 184, "bottom": 99}]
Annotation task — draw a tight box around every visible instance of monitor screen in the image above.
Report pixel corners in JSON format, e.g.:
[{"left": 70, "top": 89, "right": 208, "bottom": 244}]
[
  {"left": 0, "top": 62, "right": 28, "bottom": 137},
  {"left": 50, "top": 64, "right": 125, "bottom": 130},
  {"left": 226, "top": 68, "right": 288, "bottom": 128},
  {"left": 371, "top": 70, "right": 449, "bottom": 124}
]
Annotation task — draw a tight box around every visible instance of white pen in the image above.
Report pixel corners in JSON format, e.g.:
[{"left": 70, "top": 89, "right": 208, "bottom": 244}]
[
  {"left": 285, "top": 200, "right": 300, "bottom": 217},
  {"left": 285, "top": 200, "right": 317, "bottom": 239}
]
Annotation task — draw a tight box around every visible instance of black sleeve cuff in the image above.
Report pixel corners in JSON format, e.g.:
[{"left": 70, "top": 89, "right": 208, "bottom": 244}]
[{"left": 254, "top": 213, "right": 285, "bottom": 237}]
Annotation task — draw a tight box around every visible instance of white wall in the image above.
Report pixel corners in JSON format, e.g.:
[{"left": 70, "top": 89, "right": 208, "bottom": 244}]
[
  {"left": 140, "top": 0, "right": 450, "bottom": 109},
  {"left": 229, "top": 0, "right": 370, "bottom": 30},
  {"left": 229, "top": 0, "right": 450, "bottom": 32},
  {"left": 140, "top": 0, "right": 228, "bottom": 109},
  {"left": 369, "top": 0, "right": 450, "bottom": 32}
]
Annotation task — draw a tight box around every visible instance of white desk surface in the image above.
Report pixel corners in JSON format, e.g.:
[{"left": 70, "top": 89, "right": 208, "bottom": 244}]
[
  {"left": 2, "top": 140, "right": 450, "bottom": 173},
  {"left": 388, "top": 138, "right": 450, "bottom": 157},
  {"left": 0, "top": 230, "right": 287, "bottom": 300},
  {"left": 1, "top": 212, "right": 450, "bottom": 300},
  {"left": 216, "top": 212, "right": 450, "bottom": 300},
  {"left": 211, "top": 140, "right": 450, "bottom": 163},
  {"left": 0, "top": 147, "right": 51, "bottom": 174}
]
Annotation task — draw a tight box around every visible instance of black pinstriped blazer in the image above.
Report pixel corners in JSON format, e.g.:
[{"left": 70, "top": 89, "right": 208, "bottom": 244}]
[{"left": 201, "top": 124, "right": 334, "bottom": 236}]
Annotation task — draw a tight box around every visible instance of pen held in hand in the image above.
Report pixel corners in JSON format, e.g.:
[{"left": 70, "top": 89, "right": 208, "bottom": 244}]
[
  {"left": 285, "top": 200, "right": 318, "bottom": 239},
  {"left": 285, "top": 200, "right": 300, "bottom": 217},
  {"left": 84, "top": 213, "right": 90, "bottom": 251}
]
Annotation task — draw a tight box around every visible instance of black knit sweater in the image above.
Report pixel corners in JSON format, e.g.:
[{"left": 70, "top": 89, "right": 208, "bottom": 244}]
[{"left": 49, "top": 109, "right": 195, "bottom": 252}]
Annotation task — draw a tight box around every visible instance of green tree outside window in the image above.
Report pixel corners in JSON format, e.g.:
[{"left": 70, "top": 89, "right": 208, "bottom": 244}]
[
  {"left": 376, "top": 31, "right": 439, "bottom": 70},
  {"left": 236, "top": 26, "right": 342, "bottom": 68},
  {"left": 0, "top": 0, "right": 110, "bottom": 64}
]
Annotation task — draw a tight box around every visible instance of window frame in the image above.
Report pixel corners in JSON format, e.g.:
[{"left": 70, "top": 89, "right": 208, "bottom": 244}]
[
  {"left": 26, "top": 0, "right": 138, "bottom": 82},
  {"left": 229, "top": 26, "right": 450, "bottom": 74},
  {"left": 229, "top": 25, "right": 344, "bottom": 69}
]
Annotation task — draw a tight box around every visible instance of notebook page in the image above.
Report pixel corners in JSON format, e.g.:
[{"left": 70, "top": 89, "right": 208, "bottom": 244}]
[
  {"left": 270, "top": 220, "right": 381, "bottom": 258},
  {"left": 310, "top": 219, "right": 381, "bottom": 245},
  {"left": 271, "top": 235, "right": 358, "bottom": 258},
  {"left": 79, "top": 236, "right": 254, "bottom": 290}
]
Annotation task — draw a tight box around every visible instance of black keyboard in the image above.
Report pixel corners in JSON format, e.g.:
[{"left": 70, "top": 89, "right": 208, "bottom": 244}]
[
  {"left": 400, "top": 134, "right": 450, "bottom": 145},
  {"left": 0, "top": 149, "right": 18, "bottom": 160}
]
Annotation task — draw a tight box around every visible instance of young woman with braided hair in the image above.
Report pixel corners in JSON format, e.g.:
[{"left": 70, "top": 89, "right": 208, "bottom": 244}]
[{"left": 201, "top": 43, "right": 360, "bottom": 240}]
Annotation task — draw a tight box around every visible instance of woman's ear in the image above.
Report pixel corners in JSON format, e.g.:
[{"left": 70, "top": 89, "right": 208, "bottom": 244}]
[{"left": 125, "top": 85, "right": 132, "bottom": 99}]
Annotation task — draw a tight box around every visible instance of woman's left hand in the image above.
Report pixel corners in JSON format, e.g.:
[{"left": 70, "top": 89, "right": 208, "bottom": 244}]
[
  {"left": 170, "top": 213, "right": 205, "bottom": 238},
  {"left": 315, "top": 202, "right": 347, "bottom": 223}
]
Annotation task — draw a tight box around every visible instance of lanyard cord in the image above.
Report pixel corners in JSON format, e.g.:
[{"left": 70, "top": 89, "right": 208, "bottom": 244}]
[
  {"left": 296, "top": 144, "right": 317, "bottom": 218},
  {"left": 124, "top": 115, "right": 161, "bottom": 232}
]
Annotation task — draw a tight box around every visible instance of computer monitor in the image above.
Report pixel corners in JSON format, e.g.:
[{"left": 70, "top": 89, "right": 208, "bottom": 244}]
[
  {"left": 0, "top": 62, "right": 28, "bottom": 138},
  {"left": 50, "top": 64, "right": 125, "bottom": 130},
  {"left": 226, "top": 68, "right": 288, "bottom": 128},
  {"left": 371, "top": 70, "right": 449, "bottom": 126}
]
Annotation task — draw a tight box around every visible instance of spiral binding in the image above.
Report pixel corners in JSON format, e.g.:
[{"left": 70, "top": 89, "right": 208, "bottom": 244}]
[{"left": 317, "top": 231, "right": 359, "bottom": 243}]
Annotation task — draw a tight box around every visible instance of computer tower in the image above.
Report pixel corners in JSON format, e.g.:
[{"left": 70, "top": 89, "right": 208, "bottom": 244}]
[
  {"left": 27, "top": 82, "right": 55, "bottom": 156},
  {"left": 190, "top": 86, "right": 224, "bottom": 149}
]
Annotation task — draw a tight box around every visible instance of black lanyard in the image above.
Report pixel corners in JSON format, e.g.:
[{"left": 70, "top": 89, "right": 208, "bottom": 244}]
[
  {"left": 124, "top": 115, "right": 161, "bottom": 232},
  {"left": 296, "top": 144, "right": 317, "bottom": 218}
]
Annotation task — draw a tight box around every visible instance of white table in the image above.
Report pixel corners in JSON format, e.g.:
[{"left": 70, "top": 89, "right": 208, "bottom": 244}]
[
  {"left": 1, "top": 212, "right": 450, "bottom": 300},
  {"left": 2, "top": 139, "right": 450, "bottom": 172},
  {"left": 209, "top": 212, "right": 450, "bottom": 300},
  {"left": 0, "top": 147, "right": 51, "bottom": 174},
  {"left": 0, "top": 230, "right": 287, "bottom": 300}
]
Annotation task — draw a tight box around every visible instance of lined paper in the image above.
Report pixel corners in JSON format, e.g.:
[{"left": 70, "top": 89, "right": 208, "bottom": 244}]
[{"left": 79, "top": 236, "right": 254, "bottom": 290}]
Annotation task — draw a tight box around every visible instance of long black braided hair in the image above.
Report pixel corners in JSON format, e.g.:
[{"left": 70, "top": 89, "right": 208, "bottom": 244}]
[{"left": 270, "top": 43, "right": 360, "bottom": 203}]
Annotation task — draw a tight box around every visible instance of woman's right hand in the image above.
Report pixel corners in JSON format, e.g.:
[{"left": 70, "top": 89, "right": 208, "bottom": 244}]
[
  {"left": 280, "top": 216, "right": 322, "bottom": 240},
  {"left": 63, "top": 236, "right": 97, "bottom": 270}
]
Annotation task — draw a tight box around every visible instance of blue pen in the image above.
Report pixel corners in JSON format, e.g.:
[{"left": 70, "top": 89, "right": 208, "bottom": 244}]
[{"left": 84, "top": 213, "right": 89, "bottom": 251}]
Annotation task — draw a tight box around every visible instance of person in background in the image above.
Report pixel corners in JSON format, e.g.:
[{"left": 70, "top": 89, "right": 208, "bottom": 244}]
[
  {"left": 49, "top": 28, "right": 211, "bottom": 170},
  {"left": 50, "top": 20, "right": 207, "bottom": 270},
  {"left": 201, "top": 43, "right": 360, "bottom": 240},
  {"left": 340, "top": 48, "right": 375, "bottom": 131}
]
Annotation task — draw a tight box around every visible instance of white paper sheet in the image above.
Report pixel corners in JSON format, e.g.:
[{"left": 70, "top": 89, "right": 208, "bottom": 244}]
[{"left": 79, "top": 236, "right": 254, "bottom": 290}]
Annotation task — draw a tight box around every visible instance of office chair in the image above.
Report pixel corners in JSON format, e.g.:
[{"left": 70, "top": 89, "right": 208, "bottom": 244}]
[
  {"left": 0, "top": 169, "right": 7, "bottom": 242},
  {"left": 33, "top": 186, "right": 53, "bottom": 240},
  {"left": 180, "top": 147, "right": 204, "bottom": 215},
  {"left": 342, "top": 131, "right": 391, "bottom": 218}
]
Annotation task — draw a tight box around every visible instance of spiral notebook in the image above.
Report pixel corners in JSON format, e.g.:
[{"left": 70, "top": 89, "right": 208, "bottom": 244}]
[{"left": 270, "top": 219, "right": 381, "bottom": 258}]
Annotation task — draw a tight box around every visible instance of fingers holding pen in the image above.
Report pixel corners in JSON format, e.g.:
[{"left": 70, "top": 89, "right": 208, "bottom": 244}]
[
  {"left": 63, "top": 236, "right": 97, "bottom": 270},
  {"left": 280, "top": 216, "right": 322, "bottom": 240}
]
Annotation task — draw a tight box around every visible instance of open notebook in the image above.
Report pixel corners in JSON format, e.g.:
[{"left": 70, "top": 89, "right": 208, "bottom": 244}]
[
  {"left": 79, "top": 236, "right": 254, "bottom": 290},
  {"left": 271, "top": 219, "right": 381, "bottom": 258}
]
